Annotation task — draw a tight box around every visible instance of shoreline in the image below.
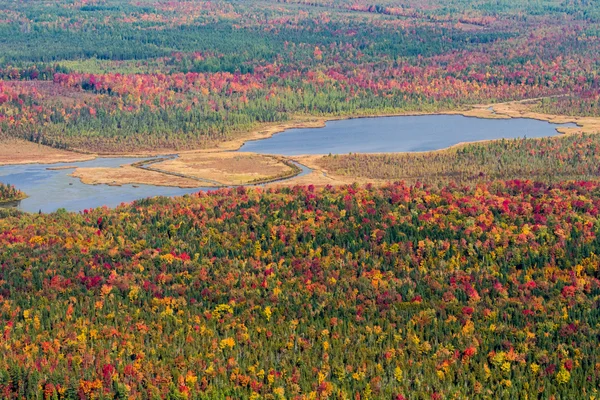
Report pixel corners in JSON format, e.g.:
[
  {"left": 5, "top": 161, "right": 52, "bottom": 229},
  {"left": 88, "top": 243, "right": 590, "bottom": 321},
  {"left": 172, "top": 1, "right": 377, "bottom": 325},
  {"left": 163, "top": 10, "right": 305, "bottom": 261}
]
[
  {"left": 0, "top": 194, "right": 28, "bottom": 207},
  {"left": 0, "top": 100, "right": 594, "bottom": 166},
  {"left": 0, "top": 98, "right": 598, "bottom": 189},
  {"left": 0, "top": 139, "right": 97, "bottom": 167}
]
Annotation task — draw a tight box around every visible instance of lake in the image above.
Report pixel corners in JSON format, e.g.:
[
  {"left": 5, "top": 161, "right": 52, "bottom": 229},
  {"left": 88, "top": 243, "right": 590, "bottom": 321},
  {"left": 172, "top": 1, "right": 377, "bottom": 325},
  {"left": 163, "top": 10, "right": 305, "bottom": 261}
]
[
  {"left": 0, "top": 157, "right": 313, "bottom": 213},
  {"left": 239, "top": 114, "right": 576, "bottom": 155},
  {"left": 0, "top": 157, "right": 206, "bottom": 213},
  {"left": 0, "top": 115, "right": 577, "bottom": 212}
]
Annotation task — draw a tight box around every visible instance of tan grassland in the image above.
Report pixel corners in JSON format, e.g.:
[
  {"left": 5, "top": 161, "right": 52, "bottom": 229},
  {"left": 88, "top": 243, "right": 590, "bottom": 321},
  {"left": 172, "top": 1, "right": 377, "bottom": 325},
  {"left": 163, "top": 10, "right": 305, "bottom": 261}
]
[
  {"left": 453, "top": 99, "right": 600, "bottom": 135},
  {"left": 70, "top": 153, "right": 299, "bottom": 188},
  {"left": 70, "top": 165, "right": 202, "bottom": 188},
  {"left": 155, "top": 152, "right": 296, "bottom": 186},
  {"left": 0, "top": 138, "right": 96, "bottom": 166}
]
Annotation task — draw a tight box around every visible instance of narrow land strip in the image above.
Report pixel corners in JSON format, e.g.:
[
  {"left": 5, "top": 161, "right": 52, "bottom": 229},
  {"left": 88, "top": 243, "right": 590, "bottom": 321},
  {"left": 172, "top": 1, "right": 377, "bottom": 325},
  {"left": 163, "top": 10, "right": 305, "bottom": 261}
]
[{"left": 69, "top": 153, "right": 302, "bottom": 188}]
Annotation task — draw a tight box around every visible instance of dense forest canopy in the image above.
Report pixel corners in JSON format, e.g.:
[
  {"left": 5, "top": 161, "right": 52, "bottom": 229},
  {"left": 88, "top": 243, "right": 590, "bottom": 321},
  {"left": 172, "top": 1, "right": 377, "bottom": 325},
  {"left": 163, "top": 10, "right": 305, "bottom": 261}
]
[
  {"left": 2, "top": 182, "right": 600, "bottom": 398},
  {"left": 0, "top": 0, "right": 598, "bottom": 152},
  {"left": 2, "top": 2, "right": 600, "bottom": 399}
]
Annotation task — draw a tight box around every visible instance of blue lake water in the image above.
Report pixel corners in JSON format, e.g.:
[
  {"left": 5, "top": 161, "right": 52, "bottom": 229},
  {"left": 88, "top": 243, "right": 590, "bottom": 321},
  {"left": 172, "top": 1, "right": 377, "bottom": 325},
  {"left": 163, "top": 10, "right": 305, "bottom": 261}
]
[
  {"left": 239, "top": 115, "right": 576, "bottom": 155},
  {"left": 0, "top": 157, "right": 312, "bottom": 213},
  {"left": 0, "top": 157, "right": 206, "bottom": 213},
  {"left": 0, "top": 115, "right": 577, "bottom": 213}
]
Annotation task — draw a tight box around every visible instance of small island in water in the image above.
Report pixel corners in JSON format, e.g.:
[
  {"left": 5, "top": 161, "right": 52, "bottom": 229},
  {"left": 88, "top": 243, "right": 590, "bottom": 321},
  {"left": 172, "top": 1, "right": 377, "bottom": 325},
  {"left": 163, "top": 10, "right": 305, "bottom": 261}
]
[{"left": 0, "top": 182, "right": 26, "bottom": 208}]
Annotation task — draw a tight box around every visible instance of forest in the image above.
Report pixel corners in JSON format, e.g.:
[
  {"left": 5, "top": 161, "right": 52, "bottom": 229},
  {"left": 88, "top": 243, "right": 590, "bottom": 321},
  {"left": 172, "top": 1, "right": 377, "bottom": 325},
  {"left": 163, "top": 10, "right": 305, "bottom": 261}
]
[
  {"left": 0, "top": 183, "right": 25, "bottom": 203},
  {"left": 0, "top": 0, "right": 599, "bottom": 152},
  {"left": 2, "top": 182, "right": 600, "bottom": 399},
  {"left": 2, "top": 1, "right": 600, "bottom": 399},
  {"left": 317, "top": 134, "right": 600, "bottom": 186}
]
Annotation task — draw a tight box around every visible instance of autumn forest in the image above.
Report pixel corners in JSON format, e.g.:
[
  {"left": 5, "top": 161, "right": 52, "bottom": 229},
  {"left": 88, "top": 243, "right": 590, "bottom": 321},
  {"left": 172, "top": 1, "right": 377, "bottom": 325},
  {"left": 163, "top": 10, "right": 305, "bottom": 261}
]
[{"left": 1, "top": 0, "right": 600, "bottom": 399}]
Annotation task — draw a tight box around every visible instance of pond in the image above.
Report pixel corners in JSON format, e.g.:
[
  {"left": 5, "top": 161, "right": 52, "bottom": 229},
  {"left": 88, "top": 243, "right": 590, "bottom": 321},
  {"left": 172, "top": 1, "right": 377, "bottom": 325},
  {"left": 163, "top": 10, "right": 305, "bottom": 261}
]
[
  {"left": 0, "top": 114, "right": 577, "bottom": 213},
  {"left": 239, "top": 114, "right": 576, "bottom": 155}
]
